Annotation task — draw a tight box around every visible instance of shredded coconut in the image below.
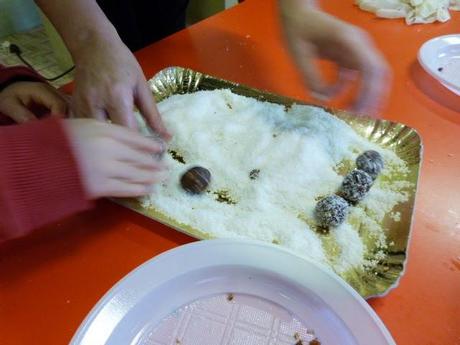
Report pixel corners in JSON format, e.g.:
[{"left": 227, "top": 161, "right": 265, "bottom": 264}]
[
  {"left": 137, "top": 89, "right": 410, "bottom": 275},
  {"left": 390, "top": 211, "right": 402, "bottom": 222},
  {"left": 330, "top": 223, "right": 365, "bottom": 273}
]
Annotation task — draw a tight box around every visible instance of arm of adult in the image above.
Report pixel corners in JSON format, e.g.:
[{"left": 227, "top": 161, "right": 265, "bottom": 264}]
[
  {"left": 35, "top": 0, "right": 171, "bottom": 137},
  {"left": 278, "top": 0, "right": 391, "bottom": 115}
]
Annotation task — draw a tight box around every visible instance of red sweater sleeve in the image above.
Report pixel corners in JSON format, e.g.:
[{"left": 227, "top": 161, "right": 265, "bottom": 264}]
[
  {"left": 0, "top": 118, "right": 92, "bottom": 243},
  {"left": 0, "top": 64, "right": 45, "bottom": 90}
]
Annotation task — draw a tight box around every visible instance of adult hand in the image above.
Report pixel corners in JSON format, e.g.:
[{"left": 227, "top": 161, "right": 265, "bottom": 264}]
[
  {"left": 279, "top": 0, "right": 391, "bottom": 115},
  {"left": 0, "top": 81, "right": 68, "bottom": 123},
  {"left": 72, "top": 37, "right": 171, "bottom": 139},
  {"left": 65, "top": 119, "right": 167, "bottom": 198},
  {"left": 35, "top": 0, "right": 170, "bottom": 137}
]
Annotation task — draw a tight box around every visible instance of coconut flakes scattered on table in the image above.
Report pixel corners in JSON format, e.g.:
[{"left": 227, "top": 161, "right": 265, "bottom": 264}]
[{"left": 137, "top": 89, "right": 410, "bottom": 276}]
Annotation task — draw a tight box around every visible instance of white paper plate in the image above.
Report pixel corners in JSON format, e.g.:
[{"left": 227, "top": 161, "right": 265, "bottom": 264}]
[
  {"left": 71, "top": 239, "right": 396, "bottom": 345},
  {"left": 418, "top": 34, "right": 460, "bottom": 95}
]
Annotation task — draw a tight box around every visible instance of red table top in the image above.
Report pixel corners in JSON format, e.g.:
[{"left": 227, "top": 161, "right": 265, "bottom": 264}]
[{"left": 1, "top": 1, "right": 459, "bottom": 344}]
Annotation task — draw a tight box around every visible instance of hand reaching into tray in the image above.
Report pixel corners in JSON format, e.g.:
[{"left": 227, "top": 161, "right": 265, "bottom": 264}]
[
  {"left": 70, "top": 38, "right": 171, "bottom": 137},
  {"left": 279, "top": 0, "right": 391, "bottom": 115},
  {"left": 65, "top": 119, "right": 167, "bottom": 198},
  {"left": 36, "top": 0, "right": 171, "bottom": 139}
]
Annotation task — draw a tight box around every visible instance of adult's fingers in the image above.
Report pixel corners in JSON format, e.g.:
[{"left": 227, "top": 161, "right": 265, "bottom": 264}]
[
  {"left": 135, "top": 82, "right": 171, "bottom": 140},
  {"left": 105, "top": 86, "right": 138, "bottom": 129},
  {"left": 288, "top": 37, "right": 329, "bottom": 100},
  {"left": 72, "top": 91, "right": 107, "bottom": 121},
  {"left": 321, "top": 68, "right": 358, "bottom": 99},
  {"left": 338, "top": 29, "right": 390, "bottom": 115},
  {"left": 353, "top": 50, "right": 391, "bottom": 115}
]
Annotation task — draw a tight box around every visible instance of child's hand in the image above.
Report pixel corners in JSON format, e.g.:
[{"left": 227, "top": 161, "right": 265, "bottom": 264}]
[
  {"left": 64, "top": 119, "right": 167, "bottom": 198},
  {"left": 0, "top": 81, "right": 68, "bottom": 123}
]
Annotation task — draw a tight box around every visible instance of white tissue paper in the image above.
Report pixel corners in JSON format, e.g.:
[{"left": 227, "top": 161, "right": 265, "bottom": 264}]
[{"left": 356, "top": 0, "right": 460, "bottom": 24}]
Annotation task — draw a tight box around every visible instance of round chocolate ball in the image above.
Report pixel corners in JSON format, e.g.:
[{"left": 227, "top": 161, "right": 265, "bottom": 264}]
[
  {"left": 180, "top": 166, "right": 211, "bottom": 194},
  {"left": 339, "top": 169, "right": 373, "bottom": 203},
  {"left": 356, "top": 150, "right": 384, "bottom": 180},
  {"left": 315, "top": 195, "right": 349, "bottom": 228}
]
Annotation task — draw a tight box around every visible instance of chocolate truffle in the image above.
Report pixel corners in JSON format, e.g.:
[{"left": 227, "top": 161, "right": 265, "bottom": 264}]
[
  {"left": 339, "top": 169, "right": 373, "bottom": 203},
  {"left": 315, "top": 195, "right": 349, "bottom": 227},
  {"left": 180, "top": 166, "right": 211, "bottom": 194},
  {"left": 356, "top": 150, "right": 384, "bottom": 180}
]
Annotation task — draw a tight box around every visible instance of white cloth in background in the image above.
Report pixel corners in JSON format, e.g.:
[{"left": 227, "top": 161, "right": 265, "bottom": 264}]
[{"left": 356, "top": 0, "right": 460, "bottom": 24}]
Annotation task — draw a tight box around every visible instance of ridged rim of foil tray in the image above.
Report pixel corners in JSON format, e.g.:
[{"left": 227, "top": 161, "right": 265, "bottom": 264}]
[{"left": 116, "top": 66, "right": 422, "bottom": 299}]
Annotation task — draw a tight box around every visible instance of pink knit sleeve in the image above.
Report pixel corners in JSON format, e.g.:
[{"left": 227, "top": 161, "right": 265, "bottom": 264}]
[{"left": 0, "top": 118, "right": 92, "bottom": 242}]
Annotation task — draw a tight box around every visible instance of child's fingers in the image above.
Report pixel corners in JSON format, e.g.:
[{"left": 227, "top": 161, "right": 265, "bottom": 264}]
[
  {"left": 115, "top": 145, "right": 166, "bottom": 169},
  {"left": 103, "top": 123, "right": 166, "bottom": 153},
  {"left": 27, "top": 84, "right": 69, "bottom": 116},
  {"left": 108, "top": 162, "right": 164, "bottom": 185},
  {"left": 49, "top": 101, "right": 68, "bottom": 117},
  {"left": 101, "top": 180, "right": 151, "bottom": 198},
  {"left": 64, "top": 118, "right": 170, "bottom": 199},
  {"left": 0, "top": 98, "right": 37, "bottom": 123}
]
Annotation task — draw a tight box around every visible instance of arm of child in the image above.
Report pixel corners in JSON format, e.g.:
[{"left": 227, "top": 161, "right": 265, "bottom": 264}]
[
  {"left": 0, "top": 66, "right": 166, "bottom": 243},
  {"left": 0, "top": 117, "right": 92, "bottom": 242},
  {"left": 0, "top": 117, "right": 168, "bottom": 243}
]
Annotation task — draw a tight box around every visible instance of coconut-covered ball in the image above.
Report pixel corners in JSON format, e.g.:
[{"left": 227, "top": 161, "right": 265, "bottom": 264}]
[
  {"left": 315, "top": 195, "right": 349, "bottom": 228},
  {"left": 356, "top": 150, "right": 384, "bottom": 180},
  {"left": 339, "top": 169, "right": 373, "bottom": 203}
]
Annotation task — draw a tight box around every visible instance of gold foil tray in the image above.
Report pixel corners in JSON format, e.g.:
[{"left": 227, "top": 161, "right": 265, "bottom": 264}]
[{"left": 118, "top": 67, "right": 422, "bottom": 298}]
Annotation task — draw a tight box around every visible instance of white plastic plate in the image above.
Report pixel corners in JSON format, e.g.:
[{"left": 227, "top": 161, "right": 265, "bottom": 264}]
[
  {"left": 418, "top": 34, "right": 460, "bottom": 95},
  {"left": 71, "top": 239, "right": 396, "bottom": 345}
]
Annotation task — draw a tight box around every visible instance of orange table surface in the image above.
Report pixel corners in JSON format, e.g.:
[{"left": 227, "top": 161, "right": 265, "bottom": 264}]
[{"left": 1, "top": 1, "right": 459, "bottom": 344}]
